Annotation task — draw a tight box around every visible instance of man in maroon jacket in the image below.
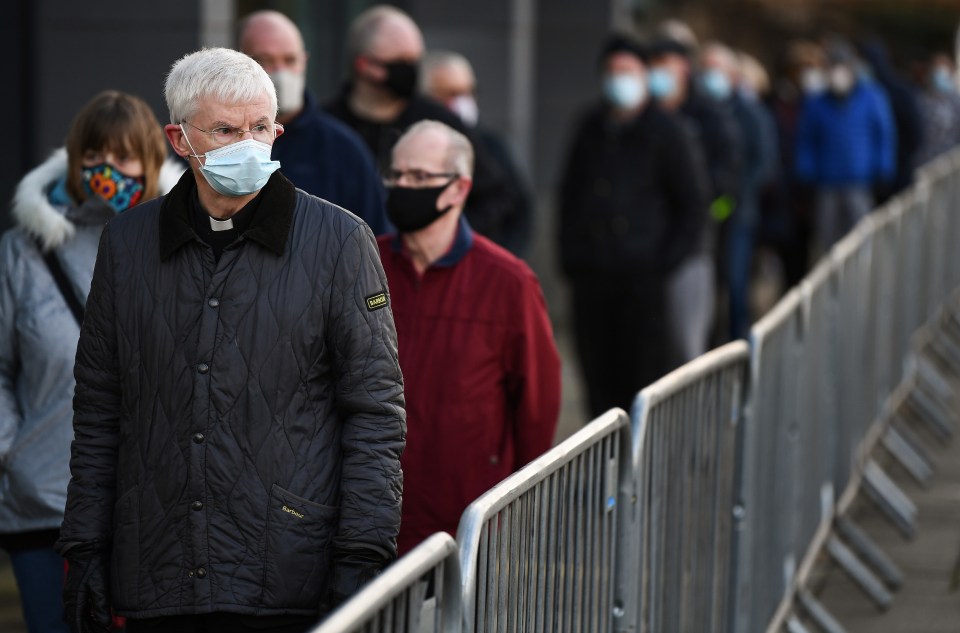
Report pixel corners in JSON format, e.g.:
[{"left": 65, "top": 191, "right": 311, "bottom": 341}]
[{"left": 377, "top": 120, "right": 561, "bottom": 554}]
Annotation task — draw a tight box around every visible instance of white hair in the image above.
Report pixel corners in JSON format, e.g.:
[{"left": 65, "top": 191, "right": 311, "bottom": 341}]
[
  {"left": 421, "top": 50, "right": 475, "bottom": 92},
  {"left": 164, "top": 47, "right": 278, "bottom": 124},
  {"left": 400, "top": 120, "right": 474, "bottom": 177}
]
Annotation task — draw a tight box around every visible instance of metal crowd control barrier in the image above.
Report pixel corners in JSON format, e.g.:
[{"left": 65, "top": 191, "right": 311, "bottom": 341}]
[
  {"left": 745, "top": 148, "right": 960, "bottom": 631},
  {"left": 456, "top": 408, "right": 630, "bottom": 633},
  {"left": 316, "top": 148, "right": 960, "bottom": 633},
  {"left": 616, "top": 342, "right": 749, "bottom": 633},
  {"left": 312, "top": 533, "right": 461, "bottom": 633}
]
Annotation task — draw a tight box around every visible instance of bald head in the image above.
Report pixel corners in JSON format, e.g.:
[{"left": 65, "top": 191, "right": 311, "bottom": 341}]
[
  {"left": 394, "top": 120, "right": 474, "bottom": 181},
  {"left": 238, "top": 10, "right": 306, "bottom": 74},
  {"left": 422, "top": 52, "right": 476, "bottom": 104},
  {"left": 348, "top": 5, "right": 424, "bottom": 69}
]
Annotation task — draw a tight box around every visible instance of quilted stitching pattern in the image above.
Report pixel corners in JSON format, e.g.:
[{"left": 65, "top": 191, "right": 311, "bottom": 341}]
[{"left": 60, "top": 184, "right": 405, "bottom": 618}]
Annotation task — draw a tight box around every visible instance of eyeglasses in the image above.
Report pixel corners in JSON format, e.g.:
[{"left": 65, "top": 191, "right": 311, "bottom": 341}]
[
  {"left": 383, "top": 168, "right": 459, "bottom": 187},
  {"left": 182, "top": 120, "right": 284, "bottom": 145}
]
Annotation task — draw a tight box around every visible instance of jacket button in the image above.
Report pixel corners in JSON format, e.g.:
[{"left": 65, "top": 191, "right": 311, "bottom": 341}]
[
  {"left": 191, "top": 500, "right": 203, "bottom": 511},
  {"left": 208, "top": 298, "right": 220, "bottom": 308},
  {"left": 198, "top": 363, "right": 209, "bottom": 374},
  {"left": 196, "top": 567, "right": 206, "bottom": 578},
  {"left": 187, "top": 570, "right": 194, "bottom": 578},
  {"left": 192, "top": 433, "right": 204, "bottom": 444}
]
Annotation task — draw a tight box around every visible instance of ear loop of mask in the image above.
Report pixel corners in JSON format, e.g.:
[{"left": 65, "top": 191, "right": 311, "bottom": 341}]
[{"left": 179, "top": 124, "right": 206, "bottom": 167}]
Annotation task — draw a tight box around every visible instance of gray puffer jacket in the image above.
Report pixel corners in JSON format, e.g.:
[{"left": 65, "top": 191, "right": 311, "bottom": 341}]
[
  {"left": 0, "top": 150, "right": 181, "bottom": 536},
  {"left": 58, "top": 170, "right": 405, "bottom": 618}
]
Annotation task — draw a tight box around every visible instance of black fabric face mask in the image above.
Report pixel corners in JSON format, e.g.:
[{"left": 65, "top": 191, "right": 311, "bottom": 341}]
[
  {"left": 381, "top": 61, "right": 419, "bottom": 99},
  {"left": 386, "top": 181, "right": 455, "bottom": 233}
]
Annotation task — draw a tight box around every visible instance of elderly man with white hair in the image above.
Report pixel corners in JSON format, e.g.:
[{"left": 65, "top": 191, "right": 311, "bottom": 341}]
[
  {"left": 377, "top": 120, "right": 561, "bottom": 554},
  {"left": 55, "top": 47, "right": 405, "bottom": 633}
]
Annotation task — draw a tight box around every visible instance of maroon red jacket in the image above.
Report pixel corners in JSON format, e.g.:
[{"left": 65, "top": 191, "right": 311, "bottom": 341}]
[{"left": 377, "top": 218, "right": 561, "bottom": 554}]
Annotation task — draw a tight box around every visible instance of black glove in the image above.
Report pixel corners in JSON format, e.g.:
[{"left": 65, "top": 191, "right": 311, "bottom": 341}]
[
  {"left": 321, "top": 550, "right": 389, "bottom": 614},
  {"left": 62, "top": 542, "right": 113, "bottom": 633}
]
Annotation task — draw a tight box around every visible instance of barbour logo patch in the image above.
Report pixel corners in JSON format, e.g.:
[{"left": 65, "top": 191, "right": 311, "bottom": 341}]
[
  {"left": 366, "top": 292, "right": 388, "bottom": 311},
  {"left": 282, "top": 504, "right": 304, "bottom": 519}
]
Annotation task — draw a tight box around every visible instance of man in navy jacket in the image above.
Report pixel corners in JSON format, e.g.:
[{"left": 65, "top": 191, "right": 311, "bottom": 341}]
[{"left": 239, "top": 10, "right": 390, "bottom": 235}]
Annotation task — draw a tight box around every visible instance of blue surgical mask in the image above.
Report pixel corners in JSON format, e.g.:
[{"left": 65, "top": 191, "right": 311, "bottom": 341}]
[
  {"left": 648, "top": 67, "right": 678, "bottom": 100},
  {"left": 933, "top": 67, "right": 956, "bottom": 93},
  {"left": 701, "top": 69, "right": 732, "bottom": 101},
  {"left": 181, "top": 126, "right": 281, "bottom": 197},
  {"left": 603, "top": 73, "right": 646, "bottom": 110}
]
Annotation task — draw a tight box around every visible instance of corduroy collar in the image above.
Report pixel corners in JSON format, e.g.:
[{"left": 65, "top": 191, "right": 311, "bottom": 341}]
[{"left": 159, "top": 169, "right": 296, "bottom": 261}]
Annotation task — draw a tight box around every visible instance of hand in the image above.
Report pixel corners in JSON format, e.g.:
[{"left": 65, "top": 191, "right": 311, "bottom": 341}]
[
  {"left": 63, "top": 546, "right": 113, "bottom": 633},
  {"left": 320, "top": 551, "right": 387, "bottom": 615}
]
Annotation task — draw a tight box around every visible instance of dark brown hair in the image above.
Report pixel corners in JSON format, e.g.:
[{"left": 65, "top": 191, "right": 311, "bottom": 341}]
[{"left": 65, "top": 91, "right": 167, "bottom": 204}]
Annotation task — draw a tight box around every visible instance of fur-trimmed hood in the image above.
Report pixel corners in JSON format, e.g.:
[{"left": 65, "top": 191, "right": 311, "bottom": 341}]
[{"left": 11, "top": 148, "right": 185, "bottom": 250}]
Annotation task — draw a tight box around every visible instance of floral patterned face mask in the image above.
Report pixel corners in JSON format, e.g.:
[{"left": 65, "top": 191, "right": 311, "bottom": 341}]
[{"left": 81, "top": 162, "right": 145, "bottom": 212}]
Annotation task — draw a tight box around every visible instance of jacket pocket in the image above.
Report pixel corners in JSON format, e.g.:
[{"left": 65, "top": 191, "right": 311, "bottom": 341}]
[
  {"left": 110, "top": 486, "right": 139, "bottom": 609},
  {"left": 262, "top": 484, "right": 338, "bottom": 608}
]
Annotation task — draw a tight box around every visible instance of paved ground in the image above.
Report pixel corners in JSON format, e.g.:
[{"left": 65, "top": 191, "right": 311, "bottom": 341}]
[{"left": 811, "top": 393, "right": 960, "bottom": 632}]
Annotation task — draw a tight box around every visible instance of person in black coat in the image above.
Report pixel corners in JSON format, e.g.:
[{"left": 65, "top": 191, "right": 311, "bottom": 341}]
[
  {"left": 56, "top": 48, "right": 405, "bottom": 633},
  {"left": 325, "top": 4, "right": 516, "bottom": 244},
  {"left": 558, "top": 35, "right": 710, "bottom": 416}
]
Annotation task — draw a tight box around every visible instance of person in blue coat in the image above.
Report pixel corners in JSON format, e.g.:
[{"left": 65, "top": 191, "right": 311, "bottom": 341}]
[
  {"left": 239, "top": 10, "right": 390, "bottom": 235},
  {"left": 795, "top": 41, "right": 896, "bottom": 251}
]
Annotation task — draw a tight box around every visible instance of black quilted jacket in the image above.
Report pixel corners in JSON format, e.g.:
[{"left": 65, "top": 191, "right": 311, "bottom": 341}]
[{"left": 57, "top": 171, "right": 405, "bottom": 618}]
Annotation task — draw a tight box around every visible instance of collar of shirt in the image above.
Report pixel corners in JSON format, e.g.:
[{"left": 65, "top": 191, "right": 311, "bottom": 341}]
[
  {"left": 159, "top": 169, "right": 295, "bottom": 261},
  {"left": 390, "top": 214, "right": 474, "bottom": 269}
]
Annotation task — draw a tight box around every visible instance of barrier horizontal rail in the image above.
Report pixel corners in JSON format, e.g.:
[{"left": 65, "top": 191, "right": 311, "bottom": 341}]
[
  {"left": 616, "top": 341, "right": 748, "bottom": 633},
  {"left": 312, "top": 533, "right": 461, "bottom": 633},
  {"left": 456, "top": 408, "right": 631, "bottom": 633}
]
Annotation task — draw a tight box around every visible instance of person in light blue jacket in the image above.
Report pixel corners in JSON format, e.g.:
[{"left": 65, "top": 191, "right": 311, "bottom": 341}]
[
  {"left": 0, "top": 91, "right": 180, "bottom": 633},
  {"left": 795, "top": 41, "right": 896, "bottom": 251}
]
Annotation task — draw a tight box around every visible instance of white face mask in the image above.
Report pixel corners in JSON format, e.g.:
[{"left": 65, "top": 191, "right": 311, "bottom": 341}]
[
  {"left": 269, "top": 69, "right": 306, "bottom": 115},
  {"left": 801, "top": 68, "right": 827, "bottom": 95},
  {"left": 829, "top": 66, "right": 855, "bottom": 96},
  {"left": 603, "top": 73, "right": 646, "bottom": 110},
  {"left": 448, "top": 95, "right": 479, "bottom": 127}
]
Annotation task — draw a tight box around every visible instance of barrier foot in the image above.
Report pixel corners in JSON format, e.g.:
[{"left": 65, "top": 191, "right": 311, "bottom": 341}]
[
  {"left": 882, "top": 423, "right": 934, "bottom": 487},
  {"left": 826, "top": 535, "right": 893, "bottom": 610},
  {"left": 834, "top": 515, "right": 902, "bottom": 590},
  {"left": 786, "top": 614, "right": 812, "bottom": 633},
  {"left": 862, "top": 460, "right": 918, "bottom": 540},
  {"left": 917, "top": 353, "right": 957, "bottom": 404},
  {"left": 797, "top": 588, "right": 849, "bottom": 633},
  {"left": 904, "top": 387, "right": 955, "bottom": 443}
]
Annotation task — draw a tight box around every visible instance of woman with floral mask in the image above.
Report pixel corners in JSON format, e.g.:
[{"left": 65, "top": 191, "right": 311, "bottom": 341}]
[{"left": 0, "top": 90, "right": 180, "bottom": 633}]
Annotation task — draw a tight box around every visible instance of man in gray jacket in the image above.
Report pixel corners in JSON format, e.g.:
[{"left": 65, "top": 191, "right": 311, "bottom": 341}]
[{"left": 56, "top": 48, "right": 406, "bottom": 633}]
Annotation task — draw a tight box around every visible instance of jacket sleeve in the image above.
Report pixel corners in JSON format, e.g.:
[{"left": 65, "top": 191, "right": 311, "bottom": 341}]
[
  {"left": 872, "top": 89, "right": 898, "bottom": 182},
  {"left": 0, "top": 233, "right": 23, "bottom": 462},
  {"left": 794, "top": 99, "right": 817, "bottom": 184},
  {"left": 557, "top": 114, "right": 590, "bottom": 277},
  {"left": 660, "top": 119, "right": 711, "bottom": 274},
  {"left": 57, "top": 227, "right": 122, "bottom": 551},
  {"left": 505, "top": 267, "right": 561, "bottom": 469},
  {"left": 327, "top": 223, "right": 406, "bottom": 562}
]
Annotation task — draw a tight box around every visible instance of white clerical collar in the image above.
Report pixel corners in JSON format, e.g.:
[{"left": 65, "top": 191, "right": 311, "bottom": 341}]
[{"left": 209, "top": 216, "right": 234, "bottom": 232}]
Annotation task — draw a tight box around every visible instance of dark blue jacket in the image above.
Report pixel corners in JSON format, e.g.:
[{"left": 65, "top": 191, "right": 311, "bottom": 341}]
[
  {"left": 273, "top": 91, "right": 389, "bottom": 235},
  {"left": 795, "top": 82, "right": 896, "bottom": 187}
]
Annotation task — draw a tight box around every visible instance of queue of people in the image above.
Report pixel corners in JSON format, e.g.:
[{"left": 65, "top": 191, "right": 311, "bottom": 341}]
[{"left": 2, "top": 5, "right": 959, "bottom": 632}]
